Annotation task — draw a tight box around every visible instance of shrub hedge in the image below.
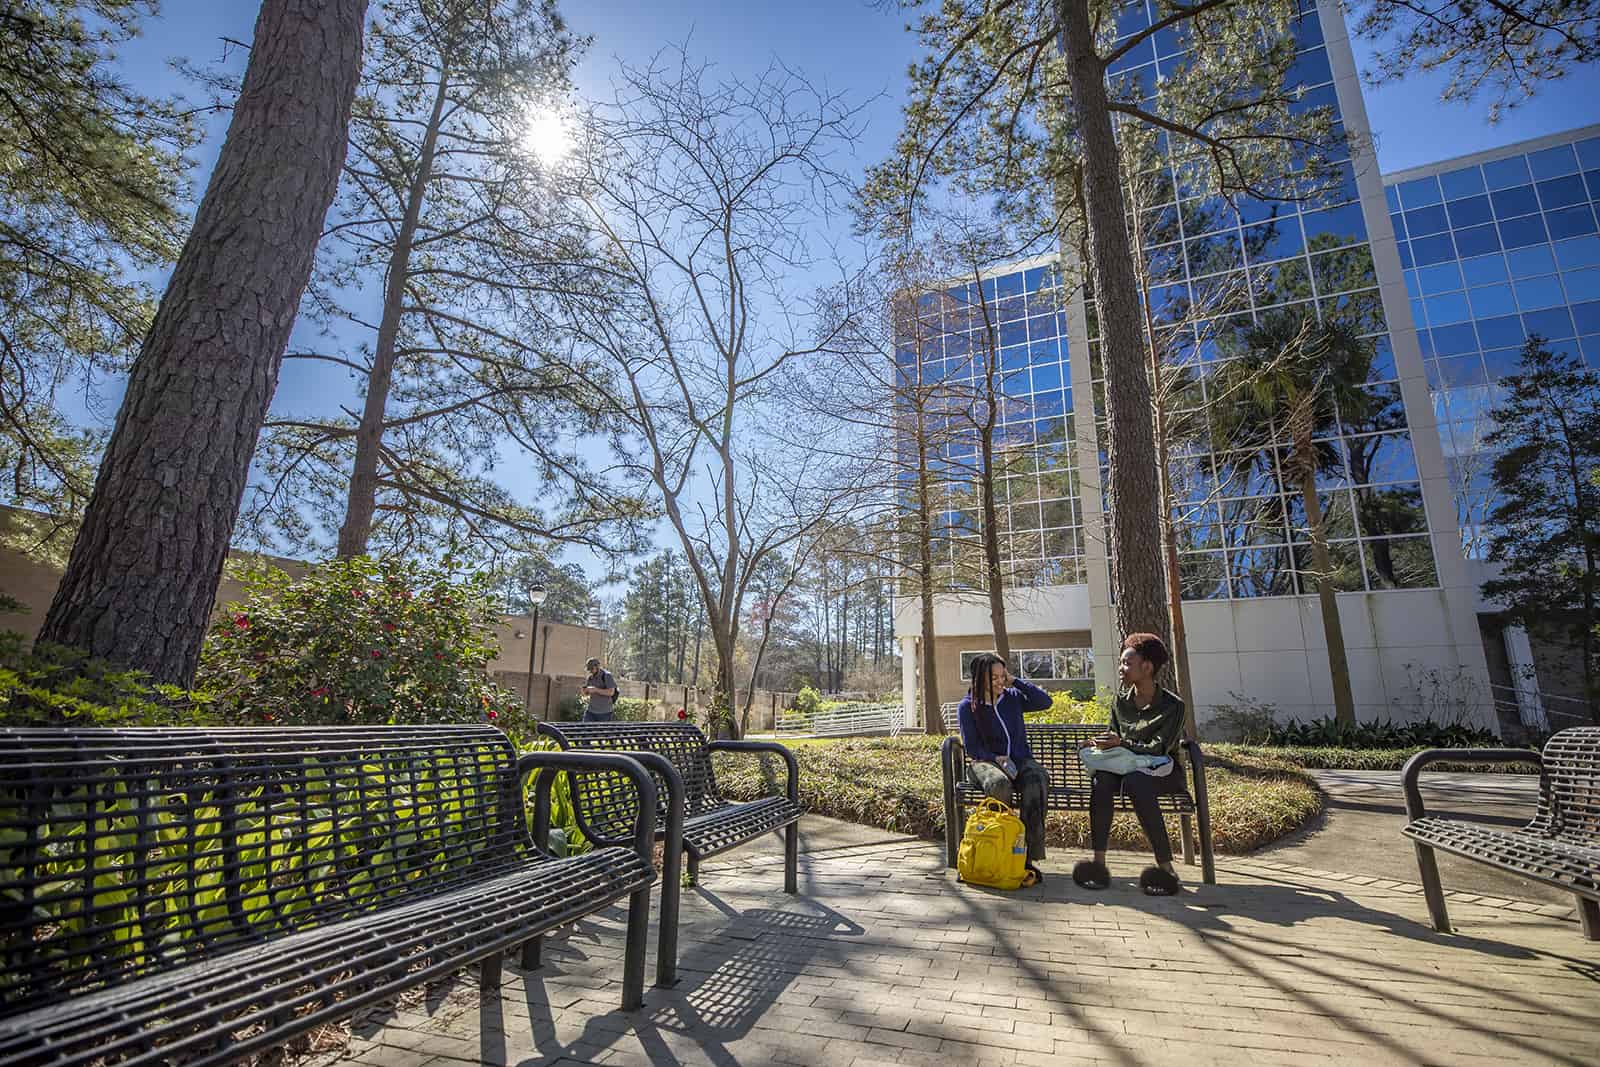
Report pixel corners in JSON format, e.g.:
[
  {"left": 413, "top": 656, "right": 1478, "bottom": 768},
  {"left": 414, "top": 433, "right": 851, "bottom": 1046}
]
[
  {"left": 1211, "top": 743, "right": 1541, "bottom": 773},
  {"left": 714, "top": 736, "right": 1320, "bottom": 854}
]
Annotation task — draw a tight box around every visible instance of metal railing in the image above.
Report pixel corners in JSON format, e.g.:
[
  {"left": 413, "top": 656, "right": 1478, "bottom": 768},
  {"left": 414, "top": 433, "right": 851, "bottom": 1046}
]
[{"left": 775, "top": 702, "right": 905, "bottom": 738}]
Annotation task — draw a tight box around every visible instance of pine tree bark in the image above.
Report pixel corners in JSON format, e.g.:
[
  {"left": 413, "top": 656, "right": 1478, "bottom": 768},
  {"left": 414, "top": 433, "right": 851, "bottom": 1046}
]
[
  {"left": 336, "top": 69, "right": 450, "bottom": 557},
  {"left": 1057, "top": 0, "right": 1170, "bottom": 645},
  {"left": 38, "top": 0, "right": 368, "bottom": 685}
]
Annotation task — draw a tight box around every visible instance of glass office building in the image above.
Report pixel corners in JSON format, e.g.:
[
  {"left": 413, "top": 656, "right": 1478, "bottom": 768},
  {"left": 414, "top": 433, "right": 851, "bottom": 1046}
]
[{"left": 1384, "top": 129, "right": 1600, "bottom": 557}]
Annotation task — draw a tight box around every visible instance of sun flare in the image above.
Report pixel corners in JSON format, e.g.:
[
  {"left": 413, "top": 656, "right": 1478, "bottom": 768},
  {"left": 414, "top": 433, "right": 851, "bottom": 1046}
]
[{"left": 523, "top": 111, "right": 573, "bottom": 166}]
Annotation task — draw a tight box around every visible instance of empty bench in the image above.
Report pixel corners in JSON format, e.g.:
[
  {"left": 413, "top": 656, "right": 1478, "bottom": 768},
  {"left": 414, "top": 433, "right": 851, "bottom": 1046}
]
[
  {"left": 0, "top": 726, "right": 660, "bottom": 1066},
  {"left": 1402, "top": 726, "right": 1600, "bottom": 940},
  {"left": 941, "top": 721, "right": 1215, "bottom": 883},
  {"left": 538, "top": 721, "right": 802, "bottom": 986}
]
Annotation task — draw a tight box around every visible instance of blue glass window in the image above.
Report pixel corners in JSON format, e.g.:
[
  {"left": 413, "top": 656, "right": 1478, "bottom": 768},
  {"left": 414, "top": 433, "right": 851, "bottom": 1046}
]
[
  {"left": 1243, "top": 216, "right": 1304, "bottom": 261},
  {"left": 1460, "top": 253, "right": 1509, "bottom": 285},
  {"left": 1452, "top": 223, "right": 1501, "bottom": 258},
  {"left": 1397, "top": 241, "right": 1413, "bottom": 268},
  {"left": 1389, "top": 212, "right": 1407, "bottom": 240},
  {"left": 1499, "top": 214, "right": 1549, "bottom": 249},
  {"left": 1116, "top": 1, "right": 1151, "bottom": 37},
  {"left": 1031, "top": 362, "right": 1062, "bottom": 391},
  {"left": 1423, "top": 359, "right": 1444, "bottom": 387},
  {"left": 1403, "top": 269, "right": 1422, "bottom": 298},
  {"left": 1546, "top": 204, "right": 1599, "bottom": 240},
  {"left": 1528, "top": 144, "right": 1579, "bottom": 180},
  {"left": 1567, "top": 267, "right": 1600, "bottom": 302},
  {"left": 1467, "top": 284, "right": 1517, "bottom": 317},
  {"left": 1107, "top": 36, "right": 1155, "bottom": 72},
  {"left": 1410, "top": 232, "right": 1456, "bottom": 266},
  {"left": 1445, "top": 195, "right": 1492, "bottom": 228},
  {"left": 1293, "top": 11, "right": 1325, "bottom": 47},
  {"left": 1369, "top": 336, "right": 1397, "bottom": 381},
  {"left": 1514, "top": 274, "right": 1565, "bottom": 310},
  {"left": 1384, "top": 184, "right": 1401, "bottom": 212},
  {"left": 1483, "top": 155, "right": 1532, "bottom": 190},
  {"left": 1424, "top": 292, "right": 1471, "bottom": 325},
  {"left": 1398, "top": 176, "right": 1442, "bottom": 208},
  {"left": 1483, "top": 346, "right": 1524, "bottom": 378},
  {"left": 1027, "top": 314, "right": 1059, "bottom": 341},
  {"left": 1491, "top": 185, "right": 1540, "bottom": 218},
  {"left": 1555, "top": 234, "right": 1600, "bottom": 270},
  {"left": 1410, "top": 296, "right": 1427, "bottom": 326},
  {"left": 1000, "top": 295, "right": 1026, "bottom": 322},
  {"left": 1537, "top": 174, "right": 1588, "bottom": 210},
  {"left": 1578, "top": 137, "right": 1600, "bottom": 170},
  {"left": 1507, "top": 244, "right": 1558, "bottom": 277},
  {"left": 1439, "top": 165, "right": 1486, "bottom": 200},
  {"left": 1582, "top": 336, "right": 1600, "bottom": 370},
  {"left": 1523, "top": 306, "right": 1575, "bottom": 340},
  {"left": 997, "top": 272, "right": 1024, "bottom": 297},
  {"left": 1289, "top": 83, "right": 1338, "bottom": 116},
  {"left": 1586, "top": 170, "right": 1600, "bottom": 202},
  {"left": 1440, "top": 354, "right": 1486, "bottom": 388},
  {"left": 1572, "top": 299, "right": 1600, "bottom": 334},
  {"left": 1431, "top": 322, "right": 1479, "bottom": 356},
  {"left": 1474, "top": 315, "right": 1526, "bottom": 349},
  {"left": 1154, "top": 23, "right": 1187, "bottom": 57},
  {"left": 1029, "top": 338, "right": 1059, "bottom": 364},
  {"left": 1404, "top": 204, "right": 1449, "bottom": 236},
  {"left": 1416, "top": 262, "right": 1463, "bottom": 295},
  {"left": 1000, "top": 320, "right": 1028, "bottom": 346},
  {"left": 1288, "top": 46, "right": 1332, "bottom": 87}
]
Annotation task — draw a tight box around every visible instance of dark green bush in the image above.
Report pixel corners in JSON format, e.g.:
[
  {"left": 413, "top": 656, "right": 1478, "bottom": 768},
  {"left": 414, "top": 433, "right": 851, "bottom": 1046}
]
[
  {"left": 613, "top": 697, "right": 653, "bottom": 721},
  {"left": 1212, "top": 743, "right": 1540, "bottom": 773},
  {"left": 0, "top": 633, "right": 215, "bottom": 727},
  {"left": 1266, "top": 715, "right": 1500, "bottom": 748}
]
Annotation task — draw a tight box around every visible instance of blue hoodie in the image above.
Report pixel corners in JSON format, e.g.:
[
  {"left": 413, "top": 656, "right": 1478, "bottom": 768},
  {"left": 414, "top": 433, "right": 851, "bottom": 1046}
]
[{"left": 957, "top": 679, "right": 1052, "bottom": 764}]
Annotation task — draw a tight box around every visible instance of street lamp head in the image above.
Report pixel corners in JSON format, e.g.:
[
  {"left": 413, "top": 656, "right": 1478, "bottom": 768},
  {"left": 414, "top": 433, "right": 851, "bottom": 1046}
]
[{"left": 528, "top": 584, "right": 548, "bottom": 607}]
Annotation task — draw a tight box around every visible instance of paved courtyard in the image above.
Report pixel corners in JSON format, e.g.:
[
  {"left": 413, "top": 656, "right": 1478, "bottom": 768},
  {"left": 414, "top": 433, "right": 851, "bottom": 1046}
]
[{"left": 311, "top": 836, "right": 1598, "bottom": 1067}]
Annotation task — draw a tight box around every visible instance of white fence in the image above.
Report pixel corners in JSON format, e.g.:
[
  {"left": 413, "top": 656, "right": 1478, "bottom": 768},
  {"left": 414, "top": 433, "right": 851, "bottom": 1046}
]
[{"left": 776, "top": 702, "right": 906, "bottom": 738}]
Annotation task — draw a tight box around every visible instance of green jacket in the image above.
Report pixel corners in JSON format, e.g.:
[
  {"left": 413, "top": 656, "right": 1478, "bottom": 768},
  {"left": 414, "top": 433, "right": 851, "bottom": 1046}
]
[{"left": 1111, "top": 687, "right": 1186, "bottom": 756}]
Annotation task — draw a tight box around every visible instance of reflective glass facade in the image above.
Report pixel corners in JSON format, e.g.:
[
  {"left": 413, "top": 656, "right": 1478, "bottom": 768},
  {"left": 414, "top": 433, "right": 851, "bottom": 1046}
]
[
  {"left": 1384, "top": 131, "right": 1600, "bottom": 557},
  {"left": 1088, "top": 0, "right": 1440, "bottom": 601},
  {"left": 894, "top": 262, "right": 1086, "bottom": 590}
]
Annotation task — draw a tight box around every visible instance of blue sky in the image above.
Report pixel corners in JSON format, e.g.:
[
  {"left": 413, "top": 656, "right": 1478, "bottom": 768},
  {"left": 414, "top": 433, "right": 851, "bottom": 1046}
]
[{"left": 100, "top": 0, "right": 1598, "bottom": 590}]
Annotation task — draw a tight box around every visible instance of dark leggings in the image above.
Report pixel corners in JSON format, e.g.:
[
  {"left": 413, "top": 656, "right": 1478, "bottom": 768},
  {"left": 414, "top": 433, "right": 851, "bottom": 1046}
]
[{"left": 1090, "top": 769, "right": 1186, "bottom": 865}]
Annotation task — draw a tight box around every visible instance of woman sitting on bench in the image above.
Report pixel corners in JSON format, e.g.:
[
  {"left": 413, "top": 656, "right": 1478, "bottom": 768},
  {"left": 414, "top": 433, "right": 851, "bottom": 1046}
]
[
  {"left": 1073, "top": 633, "right": 1188, "bottom": 896},
  {"left": 957, "top": 652, "right": 1053, "bottom": 886}
]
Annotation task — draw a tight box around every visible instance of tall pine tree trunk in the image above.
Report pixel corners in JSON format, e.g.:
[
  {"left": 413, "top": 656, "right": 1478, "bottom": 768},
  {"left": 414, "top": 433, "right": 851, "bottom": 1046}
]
[
  {"left": 1295, "top": 413, "right": 1356, "bottom": 726},
  {"left": 39, "top": 0, "right": 368, "bottom": 684},
  {"left": 1057, "top": 0, "right": 1169, "bottom": 644},
  {"left": 337, "top": 69, "right": 450, "bottom": 557}
]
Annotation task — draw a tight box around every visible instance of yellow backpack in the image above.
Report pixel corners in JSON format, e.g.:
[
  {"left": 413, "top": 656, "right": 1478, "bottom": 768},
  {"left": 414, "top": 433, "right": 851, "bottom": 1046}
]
[{"left": 956, "top": 797, "right": 1029, "bottom": 890}]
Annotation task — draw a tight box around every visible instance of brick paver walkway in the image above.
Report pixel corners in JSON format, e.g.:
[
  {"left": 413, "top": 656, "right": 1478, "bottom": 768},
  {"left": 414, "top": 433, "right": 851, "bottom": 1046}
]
[{"left": 311, "top": 839, "right": 1598, "bottom": 1067}]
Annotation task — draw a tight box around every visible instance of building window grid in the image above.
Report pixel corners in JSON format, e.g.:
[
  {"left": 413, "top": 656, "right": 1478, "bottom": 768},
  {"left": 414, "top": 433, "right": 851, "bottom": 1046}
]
[
  {"left": 1386, "top": 134, "right": 1600, "bottom": 555},
  {"left": 1086, "top": 11, "right": 1437, "bottom": 599}
]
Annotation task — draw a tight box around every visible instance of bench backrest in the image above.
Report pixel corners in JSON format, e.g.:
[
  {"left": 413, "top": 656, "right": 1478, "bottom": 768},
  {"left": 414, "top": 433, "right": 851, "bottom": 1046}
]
[
  {"left": 1536, "top": 727, "right": 1600, "bottom": 844},
  {"left": 0, "top": 725, "right": 525, "bottom": 1016},
  {"left": 540, "top": 722, "right": 722, "bottom": 838},
  {"left": 956, "top": 722, "right": 1180, "bottom": 793}
]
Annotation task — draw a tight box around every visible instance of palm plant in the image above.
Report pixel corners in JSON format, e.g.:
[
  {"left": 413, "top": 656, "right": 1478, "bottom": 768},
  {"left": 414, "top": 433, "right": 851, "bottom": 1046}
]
[{"left": 1210, "top": 312, "right": 1375, "bottom": 727}]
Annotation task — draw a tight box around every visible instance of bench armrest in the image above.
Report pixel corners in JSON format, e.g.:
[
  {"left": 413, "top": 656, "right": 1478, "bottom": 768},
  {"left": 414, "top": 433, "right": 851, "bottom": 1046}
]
[
  {"left": 516, "top": 750, "right": 659, "bottom": 861},
  {"left": 707, "top": 740, "right": 799, "bottom": 804},
  {"left": 1400, "top": 747, "right": 1543, "bottom": 822}
]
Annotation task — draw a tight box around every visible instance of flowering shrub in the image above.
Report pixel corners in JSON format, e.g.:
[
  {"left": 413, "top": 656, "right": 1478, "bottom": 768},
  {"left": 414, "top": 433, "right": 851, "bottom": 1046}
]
[{"left": 198, "top": 556, "right": 523, "bottom": 731}]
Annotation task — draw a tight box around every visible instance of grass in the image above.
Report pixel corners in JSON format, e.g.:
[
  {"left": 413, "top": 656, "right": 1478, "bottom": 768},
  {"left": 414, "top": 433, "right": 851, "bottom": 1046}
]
[
  {"left": 715, "top": 735, "right": 1320, "bottom": 854},
  {"left": 1210, "top": 743, "right": 1542, "bottom": 773}
]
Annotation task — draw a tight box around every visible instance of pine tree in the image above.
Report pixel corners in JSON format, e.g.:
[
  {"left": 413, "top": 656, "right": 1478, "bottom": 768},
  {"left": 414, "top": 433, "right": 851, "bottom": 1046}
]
[{"left": 1481, "top": 337, "right": 1600, "bottom": 719}]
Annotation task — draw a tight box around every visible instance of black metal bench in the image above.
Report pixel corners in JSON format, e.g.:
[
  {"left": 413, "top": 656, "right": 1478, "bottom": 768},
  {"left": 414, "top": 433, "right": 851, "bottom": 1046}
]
[
  {"left": 1402, "top": 726, "right": 1600, "bottom": 940},
  {"left": 0, "top": 725, "right": 660, "bottom": 1066},
  {"left": 941, "top": 721, "right": 1215, "bottom": 884},
  {"left": 538, "top": 721, "right": 802, "bottom": 987}
]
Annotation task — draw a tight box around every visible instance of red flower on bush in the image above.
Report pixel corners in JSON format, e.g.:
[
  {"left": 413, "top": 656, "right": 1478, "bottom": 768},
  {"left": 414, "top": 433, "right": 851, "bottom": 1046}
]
[
  {"left": 233, "top": 614, "right": 250, "bottom": 629},
  {"left": 370, "top": 650, "right": 382, "bottom": 659},
  {"left": 311, "top": 686, "right": 328, "bottom": 698},
  {"left": 676, "top": 708, "right": 688, "bottom": 720},
  {"left": 351, "top": 588, "right": 365, "bottom": 598},
  {"left": 383, "top": 622, "right": 397, "bottom": 632},
  {"left": 486, "top": 709, "right": 498, "bottom": 721}
]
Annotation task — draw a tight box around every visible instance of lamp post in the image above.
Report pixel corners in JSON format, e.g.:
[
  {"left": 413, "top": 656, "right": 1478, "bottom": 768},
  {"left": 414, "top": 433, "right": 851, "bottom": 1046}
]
[{"left": 524, "top": 584, "right": 547, "bottom": 715}]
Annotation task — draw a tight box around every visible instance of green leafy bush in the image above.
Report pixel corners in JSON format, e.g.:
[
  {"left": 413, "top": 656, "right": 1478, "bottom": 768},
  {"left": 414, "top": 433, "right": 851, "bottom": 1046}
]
[
  {"left": 1023, "top": 691, "right": 1104, "bottom": 725},
  {"left": 612, "top": 697, "right": 654, "bottom": 722},
  {"left": 0, "top": 633, "right": 214, "bottom": 727},
  {"left": 1212, "top": 744, "right": 1539, "bottom": 773},
  {"left": 1266, "top": 715, "right": 1500, "bottom": 749},
  {"left": 197, "top": 556, "right": 524, "bottom": 735},
  {"left": 715, "top": 735, "right": 1320, "bottom": 853},
  {"left": 792, "top": 685, "right": 822, "bottom": 716}
]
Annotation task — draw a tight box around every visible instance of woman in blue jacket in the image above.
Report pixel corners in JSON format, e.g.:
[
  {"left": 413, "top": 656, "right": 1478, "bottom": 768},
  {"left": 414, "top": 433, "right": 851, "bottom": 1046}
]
[{"left": 957, "top": 652, "right": 1053, "bottom": 884}]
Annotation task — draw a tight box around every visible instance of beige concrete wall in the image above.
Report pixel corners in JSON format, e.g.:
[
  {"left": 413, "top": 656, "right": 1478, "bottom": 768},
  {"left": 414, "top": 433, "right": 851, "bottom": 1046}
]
[{"left": 487, "top": 617, "right": 606, "bottom": 677}]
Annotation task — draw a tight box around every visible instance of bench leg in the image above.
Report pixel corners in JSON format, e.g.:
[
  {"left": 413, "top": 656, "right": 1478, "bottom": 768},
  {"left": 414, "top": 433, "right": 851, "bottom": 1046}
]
[
  {"left": 1578, "top": 896, "right": 1599, "bottom": 941},
  {"left": 946, "top": 803, "right": 968, "bottom": 870},
  {"left": 521, "top": 937, "right": 542, "bottom": 971},
  {"left": 622, "top": 886, "right": 649, "bottom": 1011},
  {"left": 656, "top": 848, "right": 681, "bottom": 988},
  {"left": 481, "top": 950, "right": 502, "bottom": 992},
  {"left": 784, "top": 821, "right": 798, "bottom": 894},
  {"left": 1180, "top": 813, "right": 1196, "bottom": 867},
  {"left": 1413, "top": 841, "right": 1452, "bottom": 933},
  {"left": 685, "top": 854, "right": 699, "bottom": 886}
]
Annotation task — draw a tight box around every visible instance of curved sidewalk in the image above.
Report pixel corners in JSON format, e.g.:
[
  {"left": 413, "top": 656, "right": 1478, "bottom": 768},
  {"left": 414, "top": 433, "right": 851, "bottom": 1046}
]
[{"left": 311, "top": 837, "right": 1597, "bottom": 1067}]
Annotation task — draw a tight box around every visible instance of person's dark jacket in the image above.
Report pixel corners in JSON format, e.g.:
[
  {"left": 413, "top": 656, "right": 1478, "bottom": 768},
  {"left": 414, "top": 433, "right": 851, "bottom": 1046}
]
[
  {"left": 957, "top": 679, "right": 1052, "bottom": 764},
  {"left": 1111, "top": 686, "right": 1186, "bottom": 756}
]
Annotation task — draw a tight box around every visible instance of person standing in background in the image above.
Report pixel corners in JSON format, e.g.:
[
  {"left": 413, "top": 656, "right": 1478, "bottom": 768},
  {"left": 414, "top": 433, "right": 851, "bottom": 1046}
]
[{"left": 582, "top": 656, "right": 617, "bottom": 721}]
